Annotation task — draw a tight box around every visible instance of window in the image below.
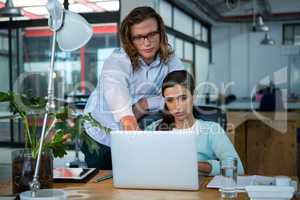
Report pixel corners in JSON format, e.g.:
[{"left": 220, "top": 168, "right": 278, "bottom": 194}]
[
  {"left": 175, "top": 38, "right": 184, "bottom": 59},
  {"left": 158, "top": 0, "right": 211, "bottom": 92},
  {"left": 167, "top": 33, "right": 175, "bottom": 48},
  {"left": 202, "top": 26, "right": 208, "bottom": 42},
  {"left": 194, "top": 21, "right": 202, "bottom": 41},
  {"left": 159, "top": 0, "right": 172, "bottom": 27},
  {"left": 22, "top": 23, "right": 118, "bottom": 100},
  {"left": 173, "top": 8, "right": 193, "bottom": 37},
  {"left": 184, "top": 41, "right": 193, "bottom": 61},
  {"left": 0, "top": 0, "right": 120, "bottom": 146},
  {"left": 283, "top": 24, "right": 300, "bottom": 45}
]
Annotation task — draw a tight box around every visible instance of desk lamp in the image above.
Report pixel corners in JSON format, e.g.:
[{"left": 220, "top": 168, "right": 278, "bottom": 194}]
[{"left": 20, "top": 0, "right": 92, "bottom": 199}]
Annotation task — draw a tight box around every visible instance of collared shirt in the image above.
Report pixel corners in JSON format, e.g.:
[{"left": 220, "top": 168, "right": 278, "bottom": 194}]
[
  {"left": 84, "top": 48, "right": 183, "bottom": 146},
  {"left": 146, "top": 119, "right": 245, "bottom": 176}
]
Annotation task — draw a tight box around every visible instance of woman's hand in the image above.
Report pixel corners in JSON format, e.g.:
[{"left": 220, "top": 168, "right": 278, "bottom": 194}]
[
  {"left": 198, "top": 162, "right": 212, "bottom": 175},
  {"left": 120, "top": 115, "right": 140, "bottom": 131}
]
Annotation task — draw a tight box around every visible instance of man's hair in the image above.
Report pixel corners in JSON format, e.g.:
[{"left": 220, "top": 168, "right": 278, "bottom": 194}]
[{"left": 120, "top": 6, "right": 173, "bottom": 71}]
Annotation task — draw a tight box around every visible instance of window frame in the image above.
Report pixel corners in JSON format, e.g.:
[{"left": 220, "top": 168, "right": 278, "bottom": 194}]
[{"left": 283, "top": 23, "right": 300, "bottom": 46}]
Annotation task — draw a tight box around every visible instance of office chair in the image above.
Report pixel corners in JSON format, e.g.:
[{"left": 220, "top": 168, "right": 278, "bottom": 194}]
[{"left": 138, "top": 105, "right": 227, "bottom": 131}]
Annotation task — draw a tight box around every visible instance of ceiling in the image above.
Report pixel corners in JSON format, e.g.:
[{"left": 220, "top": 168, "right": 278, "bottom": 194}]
[
  {"left": 173, "top": 0, "right": 300, "bottom": 23},
  {"left": 1, "top": 0, "right": 299, "bottom": 23},
  {"left": 0, "top": 0, "right": 119, "bottom": 21}
]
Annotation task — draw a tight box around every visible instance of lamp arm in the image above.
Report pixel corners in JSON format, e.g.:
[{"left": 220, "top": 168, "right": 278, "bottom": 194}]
[
  {"left": 46, "top": 0, "right": 64, "bottom": 31},
  {"left": 30, "top": 30, "right": 57, "bottom": 195}
]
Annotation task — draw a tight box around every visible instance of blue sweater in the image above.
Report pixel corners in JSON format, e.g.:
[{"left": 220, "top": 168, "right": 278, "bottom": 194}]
[{"left": 146, "top": 119, "right": 245, "bottom": 176}]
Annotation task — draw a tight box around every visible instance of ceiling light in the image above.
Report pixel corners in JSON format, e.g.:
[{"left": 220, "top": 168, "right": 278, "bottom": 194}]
[
  {"left": 261, "top": 32, "right": 275, "bottom": 45},
  {"left": 0, "top": 0, "right": 22, "bottom": 17},
  {"left": 252, "top": 15, "right": 269, "bottom": 32}
]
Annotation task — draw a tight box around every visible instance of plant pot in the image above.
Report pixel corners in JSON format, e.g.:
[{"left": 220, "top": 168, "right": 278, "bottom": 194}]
[{"left": 11, "top": 149, "right": 53, "bottom": 194}]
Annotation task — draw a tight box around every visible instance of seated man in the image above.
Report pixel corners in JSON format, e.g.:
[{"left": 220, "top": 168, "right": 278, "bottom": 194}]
[{"left": 146, "top": 70, "right": 244, "bottom": 176}]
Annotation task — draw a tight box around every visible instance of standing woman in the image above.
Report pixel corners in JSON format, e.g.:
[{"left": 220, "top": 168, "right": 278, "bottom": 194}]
[{"left": 82, "top": 6, "right": 183, "bottom": 169}]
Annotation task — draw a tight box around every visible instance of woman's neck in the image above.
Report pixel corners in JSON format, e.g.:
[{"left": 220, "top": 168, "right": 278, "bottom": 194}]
[{"left": 174, "top": 115, "right": 196, "bottom": 129}]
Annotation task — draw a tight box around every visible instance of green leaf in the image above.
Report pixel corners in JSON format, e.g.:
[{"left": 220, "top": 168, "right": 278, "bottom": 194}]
[
  {"left": 80, "top": 130, "right": 100, "bottom": 155},
  {"left": 55, "top": 106, "right": 71, "bottom": 120},
  {"left": 20, "top": 95, "right": 46, "bottom": 109},
  {"left": 45, "top": 130, "right": 68, "bottom": 158},
  {"left": 0, "top": 91, "right": 11, "bottom": 102},
  {"left": 82, "top": 113, "right": 112, "bottom": 134}
]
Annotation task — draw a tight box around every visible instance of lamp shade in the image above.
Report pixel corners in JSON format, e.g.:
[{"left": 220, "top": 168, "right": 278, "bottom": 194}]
[
  {"left": 56, "top": 10, "right": 93, "bottom": 51},
  {"left": 261, "top": 32, "right": 275, "bottom": 45},
  {"left": 252, "top": 15, "right": 269, "bottom": 32},
  {"left": 0, "top": 0, "right": 22, "bottom": 17}
]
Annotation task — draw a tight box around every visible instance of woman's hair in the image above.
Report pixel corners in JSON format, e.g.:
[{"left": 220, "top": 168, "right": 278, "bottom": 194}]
[
  {"left": 156, "top": 70, "right": 195, "bottom": 131},
  {"left": 120, "top": 6, "right": 173, "bottom": 71}
]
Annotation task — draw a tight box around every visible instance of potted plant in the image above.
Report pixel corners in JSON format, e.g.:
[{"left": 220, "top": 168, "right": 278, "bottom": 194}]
[{"left": 0, "top": 91, "right": 110, "bottom": 194}]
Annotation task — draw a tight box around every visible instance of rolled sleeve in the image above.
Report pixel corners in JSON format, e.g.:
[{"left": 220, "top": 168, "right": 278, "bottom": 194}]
[
  {"left": 102, "top": 52, "right": 134, "bottom": 121},
  {"left": 84, "top": 122, "right": 111, "bottom": 146},
  {"left": 206, "top": 160, "right": 221, "bottom": 176}
]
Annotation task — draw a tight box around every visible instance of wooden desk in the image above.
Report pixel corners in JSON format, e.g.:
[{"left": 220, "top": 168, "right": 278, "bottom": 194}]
[
  {"left": 227, "top": 111, "right": 299, "bottom": 176},
  {"left": 0, "top": 171, "right": 251, "bottom": 200},
  {"left": 54, "top": 171, "right": 252, "bottom": 200}
]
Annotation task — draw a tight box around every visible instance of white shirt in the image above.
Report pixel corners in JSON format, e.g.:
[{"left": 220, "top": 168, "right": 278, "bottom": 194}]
[{"left": 84, "top": 48, "right": 183, "bottom": 146}]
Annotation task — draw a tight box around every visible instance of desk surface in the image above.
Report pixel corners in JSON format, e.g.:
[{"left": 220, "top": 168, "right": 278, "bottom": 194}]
[
  {"left": 0, "top": 170, "right": 251, "bottom": 200},
  {"left": 54, "top": 171, "right": 251, "bottom": 200}
]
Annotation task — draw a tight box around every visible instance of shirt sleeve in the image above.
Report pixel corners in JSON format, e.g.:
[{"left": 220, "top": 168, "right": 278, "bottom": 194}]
[
  {"left": 207, "top": 122, "right": 245, "bottom": 176},
  {"left": 168, "top": 55, "right": 184, "bottom": 72},
  {"left": 101, "top": 51, "right": 134, "bottom": 122}
]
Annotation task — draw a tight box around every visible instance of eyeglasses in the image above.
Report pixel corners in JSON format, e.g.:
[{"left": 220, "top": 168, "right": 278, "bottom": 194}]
[{"left": 131, "top": 30, "right": 160, "bottom": 45}]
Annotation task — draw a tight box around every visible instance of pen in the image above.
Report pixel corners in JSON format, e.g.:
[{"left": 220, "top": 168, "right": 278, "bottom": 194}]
[{"left": 95, "top": 174, "right": 113, "bottom": 183}]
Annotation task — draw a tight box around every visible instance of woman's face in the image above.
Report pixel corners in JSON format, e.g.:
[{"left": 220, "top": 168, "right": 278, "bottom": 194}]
[
  {"left": 131, "top": 17, "right": 160, "bottom": 64},
  {"left": 163, "top": 84, "right": 194, "bottom": 121}
]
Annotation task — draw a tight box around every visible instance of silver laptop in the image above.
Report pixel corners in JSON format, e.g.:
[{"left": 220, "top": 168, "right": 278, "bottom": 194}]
[{"left": 110, "top": 130, "right": 199, "bottom": 190}]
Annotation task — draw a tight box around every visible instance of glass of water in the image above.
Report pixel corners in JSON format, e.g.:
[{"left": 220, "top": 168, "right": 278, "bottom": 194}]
[{"left": 220, "top": 157, "right": 238, "bottom": 199}]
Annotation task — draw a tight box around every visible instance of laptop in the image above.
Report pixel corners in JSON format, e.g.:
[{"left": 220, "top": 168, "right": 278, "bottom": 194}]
[{"left": 110, "top": 130, "right": 199, "bottom": 190}]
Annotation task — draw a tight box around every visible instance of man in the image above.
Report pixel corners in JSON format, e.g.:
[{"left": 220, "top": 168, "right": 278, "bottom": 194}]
[{"left": 83, "top": 6, "right": 183, "bottom": 169}]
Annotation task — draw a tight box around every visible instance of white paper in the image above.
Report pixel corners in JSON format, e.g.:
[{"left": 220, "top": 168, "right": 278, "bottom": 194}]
[{"left": 207, "top": 175, "right": 275, "bottom": 190}]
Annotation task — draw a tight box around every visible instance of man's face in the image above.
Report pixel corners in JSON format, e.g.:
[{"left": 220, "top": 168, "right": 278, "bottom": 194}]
[{"left": 131, "top": 18, "right": 160, "bottom": 64}]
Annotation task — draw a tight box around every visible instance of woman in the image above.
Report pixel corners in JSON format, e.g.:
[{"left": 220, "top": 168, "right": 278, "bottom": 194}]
[
  {"left": 82, "top": 6, "right": 182, "bottom": 169},
  {"left": 146, "top": 70, "right": 244, "bottom": 176}
]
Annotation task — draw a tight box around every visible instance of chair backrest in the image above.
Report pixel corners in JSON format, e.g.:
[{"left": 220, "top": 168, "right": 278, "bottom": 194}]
[
  {"left": 65, "top": 94, "right": 89, "bottom": 110},
  {"left": 193, "top": 105, "right": 227, "bottom": 130},
  {"left": 138, "top": 105, "right": 227, "bottom": 131}
]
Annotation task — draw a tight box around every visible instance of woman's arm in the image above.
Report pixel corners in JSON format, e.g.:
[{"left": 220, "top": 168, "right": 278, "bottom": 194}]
[{"left": 207, "top": 122, "right": 245, "bottom": 176}]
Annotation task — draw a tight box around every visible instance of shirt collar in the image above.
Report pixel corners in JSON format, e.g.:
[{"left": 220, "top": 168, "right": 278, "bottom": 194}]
[{"left": 139, "top": 53, "right": 161, "bottom": 68}]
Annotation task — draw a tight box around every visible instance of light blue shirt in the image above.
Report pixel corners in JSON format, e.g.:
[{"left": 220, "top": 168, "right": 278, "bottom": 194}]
[
  {"left": 84, "top": 48, "right": 183, "bottom": 146},
  {"left": 146, "top": 119, "right": 245, "bottom": 176}
]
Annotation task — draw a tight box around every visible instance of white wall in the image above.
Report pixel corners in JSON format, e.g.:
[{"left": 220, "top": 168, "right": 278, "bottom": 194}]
[{"left": 211, "top": 22, "right": 300, "bottom": 98}]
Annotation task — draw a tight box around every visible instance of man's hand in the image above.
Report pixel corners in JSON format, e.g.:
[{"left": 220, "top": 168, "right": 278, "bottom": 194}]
[
  {"left": 120, "top": 115, "right": 140, "bottom": 131},
  {"left": 132, "top": 97, "right": 149, "bottom": 120}
]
